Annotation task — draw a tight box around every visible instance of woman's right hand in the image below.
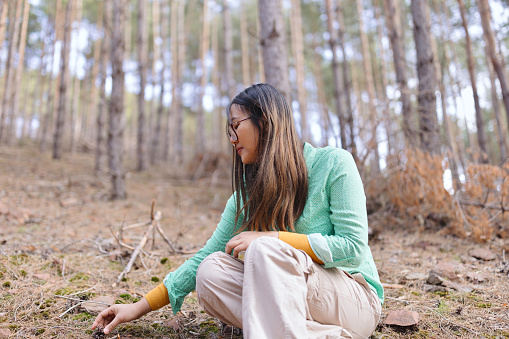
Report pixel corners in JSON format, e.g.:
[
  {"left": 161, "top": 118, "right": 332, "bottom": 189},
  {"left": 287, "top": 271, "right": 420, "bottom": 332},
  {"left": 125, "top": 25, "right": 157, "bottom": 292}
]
[{"left": 92, "top": 298, "right": 152, "bottom": 335}]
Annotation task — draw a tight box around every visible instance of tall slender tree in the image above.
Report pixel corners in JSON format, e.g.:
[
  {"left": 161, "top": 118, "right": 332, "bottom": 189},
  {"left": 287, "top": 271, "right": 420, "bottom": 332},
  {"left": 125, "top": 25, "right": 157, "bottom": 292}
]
[
  {"left": 383, "top": 0, "right": 416, "bottom": 147},
  {"left": 356, "top": 0, "right": 381, "bottom": 174},
  {"left": 336, "top": 0, "right": 357, "bottom": 160},
  {"left": 258, "top": 0, "right": 291, "bottom": 103},
  {"left": 0, "top": 0, "right": 23, "bottom": 142},
  {"left": 411, "top": 0, "right": 440, "bottom": 154},
  {"left": 325, "top": 0, "right": 346, "bottom": 149},
  {"left": 195, "top": 0, "right": 209, "bottom": 153},
  {"left": 70, "top": 0, "right": 83, "bottom": 152},
  {"left": 240, "top": 1, "right": 250, "bottom": 86},
  {"left": 458, "top": 0, "right": 488, "bottom": 162},
  {"left": 109, "top": 0, "right": 127, "bottom": 199},
  {"left": 52, "top": 0, "right": 73, "bottom": 159},
  {"left": 8, "top": 0, "right": 30, "bottom": 143},
  {"left": 477, "top": 0, "right": 509, "bottom": 135},
  {"left": 290, "top": 0, "right": 308, "bottom": 141},
  {"left": 136, "top": 0, "right": 148, "bottom": 170}
]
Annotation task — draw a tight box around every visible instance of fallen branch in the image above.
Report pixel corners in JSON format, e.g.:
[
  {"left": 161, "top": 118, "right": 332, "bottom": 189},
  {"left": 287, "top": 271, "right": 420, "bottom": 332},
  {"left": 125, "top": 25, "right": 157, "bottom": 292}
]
[{"left": 117, "top": 209, "right": 161, "bottom": 282}]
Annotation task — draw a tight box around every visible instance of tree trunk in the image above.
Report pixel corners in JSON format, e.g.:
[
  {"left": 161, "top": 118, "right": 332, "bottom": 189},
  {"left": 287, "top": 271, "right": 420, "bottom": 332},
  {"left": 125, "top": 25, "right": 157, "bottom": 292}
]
[
  {"left": 374, "top": 2, "right": 393, "bottom": 155},
  {"left": 52, "top": 0, "right": 72, "bottom": 159},
  {"left": 411, "top": 0, "right": 440, "bottom": 154},
  {"left": 325, "top": 0, "right": 346, "bottom": 149},
  {"left": 258, "top": 0, "right": 291, "bottom": 103},
  {"left": 70, "top": 0, "right": 82, "bottom": 152},
  {"left": 383, "top": 0, "right": 416, "bottom": 148},
  {"left": 0, "top": 2, "right": 8, "bottom": 53},
  {"left": 39, "top": 39, "right": 55, "bottom": 152},
  {"left": 485, "top": 43, "right": 508, "bottom": 163},
  {"left": 312, "top": 36, "right": 332, "bottom": 147},
  {"left": 255, "top": 1, "right": 264, "bottom": 83},
  {"left": 477, "top": 0, "right": 509, "bottom": 138},
  {"left": 148, "top": 0, "right": 161, "bottom": 164},
  {"left": 109, "top": 0, "right": 127, "bottom": 199},
  {"left": 95, "top": 0, "right": 110, "bottom": 175},
  {"left": 51, "top": 0, "right": 65, "bottom": 147},
  {"left": 9, "top": 0, "right": 30, "bottom": 143},
  {"left": 174, "top": 0, "right": 186, "bottom": 163},
  {"left": 136, "top": 0, "right": 148, "bottom": 170},
  {"left": 154, "top": 0, "right": 169, "bottom": 164},
  {"left": 290, "top": 0, "right": 308, "bottom": 141},
  {"left": 195, "top": 0, "right": 209, "bottom": 153},
  {"left": 28, "top": 26, "right": 48, "bottom": 139},
  {"left": 0, "top": 0, "right": 22, "bottom": 142},
  {"left": 164, "top": 0, "right": 179, "bottom": 162},
  {"left": 222, "top": 0, "right": 235, "bottom": 100},
  {"left": 458, "top": 0, "right": 488, "bottom": 162},
  {"left": 336, "top": 0, "right": 357, "bottom": 160},
  {"left": 240, "top": 2, "right": 250, "bottom": 86},
  {"left": 83, "top": 1, "right": 103, "bottom": 145},
  {"left": 356, "top": 0, "right": 380, "bottom": 174}
]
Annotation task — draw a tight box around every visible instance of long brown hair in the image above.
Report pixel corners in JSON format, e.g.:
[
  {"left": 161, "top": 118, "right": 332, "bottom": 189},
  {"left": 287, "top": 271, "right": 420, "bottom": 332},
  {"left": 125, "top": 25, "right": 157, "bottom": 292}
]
[{"left": 227, "top": 84, "right": 308, "bottom": 232}]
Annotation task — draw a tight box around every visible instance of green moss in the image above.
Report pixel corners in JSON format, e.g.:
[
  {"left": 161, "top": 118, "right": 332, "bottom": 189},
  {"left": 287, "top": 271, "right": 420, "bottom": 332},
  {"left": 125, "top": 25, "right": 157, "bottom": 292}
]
[
  {"left": 437, "top": 300, "right": 450, "bottom": 314},
  {"left": 474, "top": 302, "right": 492, "bottom": 308},
  {"left": 433, "top": 290, "right": 448, "bottom": 297},
  {"left": 35, "top": 328, "right": 45, "bottom": 335},
  {"left": 119, "top": 293, "right": 132, "bottom": 300},
  {"left": 2, "top": 281, "right": 11, "bottom": 288},
  {"left": 19, "top": 270, "right": 27, "bottom": 277},
  {"left": 199, "top": 319, "right": 220, "bottom": 333},
  {"left": 151, "top": 276, "right": 160, "bottom": 283},
  {"left": 8, "top": 324, "right": 19, "bottom": 330},
  {"left": 160, "top": 258, "right": 169, "bottom": 264},
  {"left": 72, "top": 313, "right": 94, "bottom": 321},
  {"left": 411, "top": 291, "right": 421, "bottom": 296},
  {"left": 55, "top": 287, "right": 78, "bottom": 295},
  {"left": 69, "top": 272, "right": 89, "bottom": 282},
  {"left": 9, "top": 254, "right": 28, "bottom": 265}
]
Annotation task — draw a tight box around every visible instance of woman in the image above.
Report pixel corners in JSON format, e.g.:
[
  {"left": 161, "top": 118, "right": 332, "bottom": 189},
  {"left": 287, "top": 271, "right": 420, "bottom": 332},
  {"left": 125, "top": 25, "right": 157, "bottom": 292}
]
[{"left": 92, "top": 84, "right": 383, "bottom": 338}]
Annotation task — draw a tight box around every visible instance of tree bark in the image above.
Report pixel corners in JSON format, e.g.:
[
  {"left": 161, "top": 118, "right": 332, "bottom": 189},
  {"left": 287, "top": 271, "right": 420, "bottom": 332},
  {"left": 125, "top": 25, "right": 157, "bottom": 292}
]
[
  {"left": 95, "top": 0, "right": 110, "bottom": 175},
  {"left": 254, "top": 1, "right": 264, "bottom": 83},
  {"left": 258, "top": 0, "right": 291, "bottom": 103},
  {"left": 290, "top": 0, "right": 308, "bottom": 141},
  {"left": 411, "top": 0, "right": 440, "bottom": 154},
  {"left": 28, "top": 26, "right": 48, "bottom": 139},
  {"left": 0, "top": 0, "right": 23, "bottom": 142},
  {"left": 70, "top": 0, "right": 82, "bottom": 152},
  {"left": 240, "top": 1, "right": 250, "bottom": 86},
  {"left": 458, "top": 0, "right": 488, "bottom": 162},
  {"left": 136, "top": 0, "right": 148, "bottom": 170},
  {"left": 148, "top": 0, "right": 161, "bottom": 164},
  {"left": 174, "top": 0, "right": 186, "bottom": 163},
  {"left": 195, "top": 0, "right": 209, "bottom": 153},
  {"left": 8, "top": 0, "right": 30, "bottom": 143},
  {"left": 52, "top": 0, "right": 72, "bottom": 159},
  {"left": 336, "top": 0, "right": 357, "bottom": 160},
  {"left": 325, "top": 0, "right": 346, "bottom": 149},
  {"left": 383, "top": 0, "right": 416, "bottom": 147},
  {"left": 356, "top": 0, "right": 381, "bottom": 174},
  {"left": 0, "top": 2, "right": 7, "bottom": 53},
  {"left": 109, "top": 0, "right": 127, "bottom": 199},
  {"left": 485, "top": 43, "right": 508, "bottom": 163},
  {"left": 477, "top": 0, "right": 509, "bottom": 139},
  {"left": 222, "top": 0, "right": 235, "bottom": 100}
]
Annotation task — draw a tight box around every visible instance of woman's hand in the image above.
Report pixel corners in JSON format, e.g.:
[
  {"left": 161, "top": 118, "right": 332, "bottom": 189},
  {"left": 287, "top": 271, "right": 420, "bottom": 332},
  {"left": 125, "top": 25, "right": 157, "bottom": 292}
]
[
  {"left": 92, "top": 298, "right": 152, "bottom": 335},
  {"left": 225, "top": 231, "right": 278, "bottom": 258}
]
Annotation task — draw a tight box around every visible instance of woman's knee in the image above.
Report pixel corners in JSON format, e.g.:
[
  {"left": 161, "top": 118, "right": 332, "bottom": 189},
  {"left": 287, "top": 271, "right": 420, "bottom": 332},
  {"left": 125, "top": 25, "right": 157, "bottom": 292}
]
[{"left": 196, "top": 252, "right": 242, "bottom": 296}]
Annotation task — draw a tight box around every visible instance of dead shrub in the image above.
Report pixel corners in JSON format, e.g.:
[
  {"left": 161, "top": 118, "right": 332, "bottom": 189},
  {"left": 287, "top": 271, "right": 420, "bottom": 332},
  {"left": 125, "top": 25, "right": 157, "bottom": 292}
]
[{"left": 366, "top": 149, "right": 509, "bottom": 242}]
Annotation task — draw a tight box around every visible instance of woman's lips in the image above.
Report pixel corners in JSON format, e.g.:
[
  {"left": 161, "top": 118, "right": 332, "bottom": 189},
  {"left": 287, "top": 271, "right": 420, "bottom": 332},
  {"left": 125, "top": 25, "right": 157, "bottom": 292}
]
[{"left": 237, "top": 147, "right": 243, "bottom": 155}]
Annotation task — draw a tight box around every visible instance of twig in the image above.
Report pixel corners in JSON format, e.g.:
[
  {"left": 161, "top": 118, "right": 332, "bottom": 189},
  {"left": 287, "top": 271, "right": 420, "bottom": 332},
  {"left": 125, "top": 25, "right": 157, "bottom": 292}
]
[
  {"left": 117, "top": 210, "right": 161, "bottom": 282},
  {"left": 58, "top": 303, "right": 83, "bottom": 318},
  {"left": 155, "top": 220, "right": 178, "bottom": 254},
  {"left": 122, "top": 221, "right": 151, "bottom": 231},
  {"left": 108, "top": 224, "right": 135, "bottom": 251},
  {"left": 67, "top": 284, "right": 98, "bottom": 297}
]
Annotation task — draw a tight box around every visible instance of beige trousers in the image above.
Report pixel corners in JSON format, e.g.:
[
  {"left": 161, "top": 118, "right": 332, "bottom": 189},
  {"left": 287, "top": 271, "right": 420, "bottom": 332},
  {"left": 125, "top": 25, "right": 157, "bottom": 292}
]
[{"left": 195, "top": 237, "right": 381, "bottom": 339}]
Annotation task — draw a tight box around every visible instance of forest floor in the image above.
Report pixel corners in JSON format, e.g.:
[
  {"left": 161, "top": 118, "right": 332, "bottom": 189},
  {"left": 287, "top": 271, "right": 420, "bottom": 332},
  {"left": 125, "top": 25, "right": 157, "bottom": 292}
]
[{"left": 1, "top": 143, "right": 508, "bottom": 339}]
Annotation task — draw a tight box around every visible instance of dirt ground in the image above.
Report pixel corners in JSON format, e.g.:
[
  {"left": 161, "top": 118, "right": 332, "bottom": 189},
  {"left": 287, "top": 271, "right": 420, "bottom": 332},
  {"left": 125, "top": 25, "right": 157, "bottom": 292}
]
[{"left": 1, "top": 143, "right": 508, "bottom": 338}]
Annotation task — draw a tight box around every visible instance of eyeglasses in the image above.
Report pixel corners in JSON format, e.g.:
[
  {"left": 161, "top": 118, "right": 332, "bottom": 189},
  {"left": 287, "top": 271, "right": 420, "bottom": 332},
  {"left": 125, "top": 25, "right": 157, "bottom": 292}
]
[{"left": 226, "top": 117, "right": 251, "bottom": 141}]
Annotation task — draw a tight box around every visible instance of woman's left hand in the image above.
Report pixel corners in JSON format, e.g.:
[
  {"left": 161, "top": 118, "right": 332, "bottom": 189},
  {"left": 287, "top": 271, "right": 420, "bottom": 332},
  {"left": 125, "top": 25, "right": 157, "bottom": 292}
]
[{"left": 225, "top": 231, "right": 278, "bottom": 258}]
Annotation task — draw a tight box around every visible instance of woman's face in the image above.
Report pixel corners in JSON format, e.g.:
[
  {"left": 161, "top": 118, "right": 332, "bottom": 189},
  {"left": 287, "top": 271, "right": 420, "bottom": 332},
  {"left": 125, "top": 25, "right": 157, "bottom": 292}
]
[{"left": 228, "top": 105, "right": 260, "bottom": 164}]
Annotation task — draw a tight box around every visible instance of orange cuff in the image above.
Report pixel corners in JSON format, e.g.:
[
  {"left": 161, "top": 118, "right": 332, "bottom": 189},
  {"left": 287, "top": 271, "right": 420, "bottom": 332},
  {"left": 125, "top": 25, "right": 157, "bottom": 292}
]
[
  {"left": 145, "top": 283, "right": 170, "bottom": 311},
  {"left": 278, "top": 232, "right": 324, "bottom": 265}
]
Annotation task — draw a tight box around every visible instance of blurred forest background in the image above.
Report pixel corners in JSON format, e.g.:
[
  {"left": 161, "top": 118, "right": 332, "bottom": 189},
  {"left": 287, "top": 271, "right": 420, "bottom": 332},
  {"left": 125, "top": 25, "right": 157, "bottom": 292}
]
[{"left": 0, "top": 0, "right": 508, "bottom": 242}]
